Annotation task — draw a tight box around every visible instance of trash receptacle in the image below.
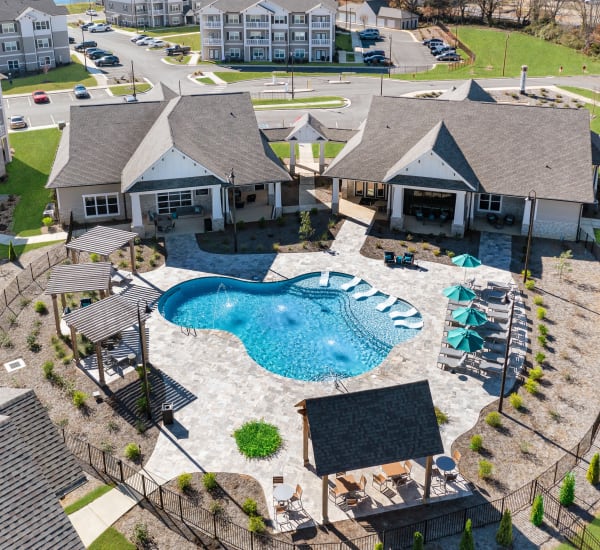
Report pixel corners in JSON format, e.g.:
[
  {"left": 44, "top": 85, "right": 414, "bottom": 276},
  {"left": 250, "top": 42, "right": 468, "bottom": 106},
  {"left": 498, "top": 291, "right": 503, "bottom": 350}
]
[
  {"left": 204, "top": 218, "right": 212, "bottom": 232},
  {"left": 57, "top": 121, "right": 66, "bottom": 130},
  {"left": 161, "top": 403, "right": 174, "bottom": 425}
]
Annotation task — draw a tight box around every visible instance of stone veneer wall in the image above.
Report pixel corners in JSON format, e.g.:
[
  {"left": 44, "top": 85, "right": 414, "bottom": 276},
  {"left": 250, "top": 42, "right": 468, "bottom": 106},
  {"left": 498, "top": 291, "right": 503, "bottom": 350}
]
[{"left": 532, "top": 220, "right": 578, "bottom": 241}]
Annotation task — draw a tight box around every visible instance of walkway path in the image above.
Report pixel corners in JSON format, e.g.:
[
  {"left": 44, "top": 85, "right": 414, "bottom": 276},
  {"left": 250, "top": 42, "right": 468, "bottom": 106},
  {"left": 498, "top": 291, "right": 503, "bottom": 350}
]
[{"left": 478, "top": 231, "right": 512, "bottom": 271}]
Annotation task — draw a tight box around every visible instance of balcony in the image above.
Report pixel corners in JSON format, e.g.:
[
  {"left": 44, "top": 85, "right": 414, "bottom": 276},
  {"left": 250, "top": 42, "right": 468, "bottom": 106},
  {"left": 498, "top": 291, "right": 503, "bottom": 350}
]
[
  {"left": 311, "top": 38, "right": 330, "bottom": 45},
  {"left": 204, "top": 21, "right": 221, "bottom": 28},
  {"left": 203, "top": 37, "right": 223, "bottom": 45},
  {"left": 245, "top": 38, "right": 269, "bottom": 45},
  {"left": 311, "top": 21, "right": 330, "bottom": 28},
  {"left": 246, "top": 21, "right": 269, "bottom": 28}
]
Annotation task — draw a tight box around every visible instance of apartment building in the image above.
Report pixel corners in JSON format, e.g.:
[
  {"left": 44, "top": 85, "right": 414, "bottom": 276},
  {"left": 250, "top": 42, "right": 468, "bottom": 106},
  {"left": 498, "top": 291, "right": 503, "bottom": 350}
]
[
  {"left": 0, "top": 0, "right": 69, "bottom": 75},
  {"left": 198, "top": 0, "right": 337, "bottom": 63},
  {"left": 105, "top": 0, "right": 185, "bottom": 28}
]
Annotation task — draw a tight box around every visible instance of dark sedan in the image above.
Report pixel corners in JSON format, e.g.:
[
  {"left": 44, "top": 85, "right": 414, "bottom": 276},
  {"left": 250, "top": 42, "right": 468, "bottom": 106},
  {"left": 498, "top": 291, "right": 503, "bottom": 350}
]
[
  {"left": 365, "top": 55, "right": 392, "bottom": 66},
  {"left": 87, "top": 50, "right": 112, "bottom": 60},
  {"left": 95, "top": 55, "right": 120, "bottom": 67}
]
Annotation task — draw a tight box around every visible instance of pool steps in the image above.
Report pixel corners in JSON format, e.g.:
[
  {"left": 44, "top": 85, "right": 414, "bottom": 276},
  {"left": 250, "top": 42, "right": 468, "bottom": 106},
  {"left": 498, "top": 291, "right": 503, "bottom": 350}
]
[
  {"left": 340, "top": 276, "right": 361, "bottom": 291},
  {"left": 319, "top": 271, "right": 330, "bottom": 287},
  {"left": 376, "top": 295, "right": 396, "bottom": 312},
  {"left": 352, "top": 287, "right": 379, "bottom": 300},
  {"left": 389, "top": 307, "right": 418, "bottom": 319},
  {"left": 394, "top": 318, "right": 424, "bottom": 329}
]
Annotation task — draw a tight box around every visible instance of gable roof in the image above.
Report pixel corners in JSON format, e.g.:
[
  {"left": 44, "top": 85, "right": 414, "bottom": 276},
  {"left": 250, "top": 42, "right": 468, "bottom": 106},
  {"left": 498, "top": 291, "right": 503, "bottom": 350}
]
[
  {"left": 202, "top": 0, "right": 337, "bottom": 13},
  {"left": 0, "top": 0, "right": 67, "bottom": 19},
  {"left": 364, "top": 0, "right": 388, "bottom": 15},
  {"left": 377, "top": 6, "right": 417, "bottom": 18},
  {"left": 0, "top": 388, "right": 86, "bottom": 499},
  {"left": 304, "top": 381, "right": 443, "bottom": 477},
  {"left": 286, "top": 113, "right": 328, "bottom": 142},
  {"left": 438, "top": 80, "right": 496, "bottom": 103},
  {"left": 324, "top": 94, "right": 595, "bottom": 203}
]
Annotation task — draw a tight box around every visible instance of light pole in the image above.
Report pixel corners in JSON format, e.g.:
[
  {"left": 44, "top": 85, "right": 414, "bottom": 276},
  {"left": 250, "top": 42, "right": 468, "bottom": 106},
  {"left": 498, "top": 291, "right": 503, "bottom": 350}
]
[
  {"left": 82, "top": 27, "right": 87, "bottom": 71},
  {"left": 388, "top": 33, "right": 392, "bottom": 78},
  {"left": 228, "top": 169, "right": 238, "bottom": 253},
  {"left": 502, "top": 32, "right": 510, "bottom": 77},
  {"left": 131, "top": 60, "right": 137, "bottom": 100},
  {"left": 523, "top": 190, "right": 537, "bottom": 283},
  {"left": 137, "top": 299, "right": 152, "bottom": 420}
]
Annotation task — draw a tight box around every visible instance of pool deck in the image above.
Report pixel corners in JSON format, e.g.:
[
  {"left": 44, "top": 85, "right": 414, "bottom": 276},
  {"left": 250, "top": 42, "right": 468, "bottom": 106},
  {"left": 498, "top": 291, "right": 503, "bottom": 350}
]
[{"left": 137, "top": 202, "right": 525, "bottom": 527}]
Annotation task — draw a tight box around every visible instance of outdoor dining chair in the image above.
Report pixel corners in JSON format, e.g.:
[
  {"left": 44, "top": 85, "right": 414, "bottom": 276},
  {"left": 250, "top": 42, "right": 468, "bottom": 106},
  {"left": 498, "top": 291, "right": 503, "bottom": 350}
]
[
  {"left": 372, "top": 472, "right": 390, "bottom": 492},
  {"left": 274, "top": 503, "right": 291, "bottom": 528},
  {"left": 358, "top": 474, "right": 367, "bottom": 496},
  {"left": 290, "top": 484, "right": 303, "bottom": 510}
]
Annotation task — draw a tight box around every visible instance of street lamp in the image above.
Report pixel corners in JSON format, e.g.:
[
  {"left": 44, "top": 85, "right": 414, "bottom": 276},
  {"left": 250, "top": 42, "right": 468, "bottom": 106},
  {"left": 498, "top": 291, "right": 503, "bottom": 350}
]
[
  {"left": 137, "top": 299, "right": 152, "bottom": 420},
  {"left": 82, "top": 27, "right": 87, "bottom": 71},
  {"left": 502, "top": 32, "right": 510, "bottom": 77},
  {"left": 523, "top": 190, "right": 537, "bottom": 283},
  {"left": 131, "top": 60, "right": 137, "bottom": 100},
  {"left": 228, "top": 169, "right": 238, "bottom": 253}
]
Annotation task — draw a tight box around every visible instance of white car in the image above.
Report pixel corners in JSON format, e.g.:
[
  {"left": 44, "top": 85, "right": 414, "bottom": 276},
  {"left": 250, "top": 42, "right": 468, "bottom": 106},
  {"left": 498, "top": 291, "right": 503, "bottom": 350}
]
[
  {"left": 148, "top": 39, "right": 167, "bottom": 48},
  {"left": 86, "top": 9, "right": 97, "bottom": 16},
  {"left": 90, "top": 23, "right": 111, "bottom": 32},
  {"left": 136, "top": 36, "right": 155, "bottom": 46},
  {"left": 130, "top": 34, "right": 147, "bottom": 43}
]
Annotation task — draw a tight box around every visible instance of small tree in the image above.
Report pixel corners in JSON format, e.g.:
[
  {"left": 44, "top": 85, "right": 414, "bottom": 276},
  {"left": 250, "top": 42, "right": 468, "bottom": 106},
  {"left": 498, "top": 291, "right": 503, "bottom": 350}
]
[
  {"left": 7, "top": 241, "right": 16, "bottom": 261},
  {"left": 459, "top": 518, "right": 474, "bottom": 550},
  {"left": 587, "top": 453, "right": 599, "bottom": 485},
  {"left": 413, "top": 531, "right": 424, "bottom": 550},
  {"left": 299, "top": 211, "right": 314, "bottom": 242},
  {"left": 496, "top": 509, "right": 513, "bottom": 548},
  {"left": 559, "top": 472, "right": 576, "bottom": 507},
  {"left": 555, "top": 249, "right": 573, "bottom": 281},
  {"left": 530, "top": 494, "right": 544, "bottom": 527}
]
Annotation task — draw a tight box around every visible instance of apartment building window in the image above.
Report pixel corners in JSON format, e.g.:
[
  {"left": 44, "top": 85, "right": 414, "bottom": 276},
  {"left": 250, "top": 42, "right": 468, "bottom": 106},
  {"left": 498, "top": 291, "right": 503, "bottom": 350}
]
[
  {"left": 228, "top": 47, "right": 240, "bottom": 58},
  {"left": 208, "top": 48, "right": 220, "bottom": 59},
  {"left": 7, "top": 60, "right": 19, "bottom": 71},
  {"left": 84, "top": 194, "right": 120, "bottom": 217},
  {"left": 249, "top": 31, "right": 264, "bottom": 39},
  {"left": 273, "top": 15, "right": 286, "bottom": 24},
  {"left": 123, "top": 4, "right": 128, "bottom": 11},
  {"left": 273, "top": 31, "right": 285, "bottom": 42},
  {"left": 39, "top": 56, "right": 51, "bottom": 66},
  {"left": 172, "top": 17, "right": 180, "bottom": 24},
  {"left": 247, "top": 15, "right": 264, "bottom": 23},
  {"left": 3, "top": 41, "right": 19, "bottom": 52},
  {"left": 225, "top": 14, "right": 239, "bottom": 24},
  {"left": 169, "top": 5, "right": 181, "bottom": 12},
  {"left": 34, "top": 21, "right": 50, "bottom": 31},
  {"left": 1, "top": 23, "right": 16, "bottom": 33},
  {"left": 36, "top": 38, "right": 51, "bottom": 48},
  {"left": 293, "top": 49, "right": 306, "bottom": 59},
  {"left": 157, "top": 191, "right": 192, "bottom": 214},
  {"left": 479, "top": 194, "right": 502, "bottom": 212},
  {"left": 227, "top": 31, "right": 241, "bottom": 40},
  {"left": 291, "top": 14, "right": 306, "bottom": 24},
  {"left": 273, "top": 48, "right": 285, "bottom": 60},
  {"left": 292, "top": 31, "right": 306, "bottom": 41}
]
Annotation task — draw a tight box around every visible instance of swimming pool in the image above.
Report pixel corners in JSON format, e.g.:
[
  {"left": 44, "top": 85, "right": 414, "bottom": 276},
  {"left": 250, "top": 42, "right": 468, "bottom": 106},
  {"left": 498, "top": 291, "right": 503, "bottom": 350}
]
[{"left": 158, "top": 272, "right": 422, "bottom": 381}]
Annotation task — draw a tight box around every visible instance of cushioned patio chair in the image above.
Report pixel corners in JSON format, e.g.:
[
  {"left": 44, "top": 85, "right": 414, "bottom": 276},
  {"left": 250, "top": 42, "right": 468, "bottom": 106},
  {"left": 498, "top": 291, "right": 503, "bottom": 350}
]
[
  {"left": 402, "top": 252, "right": 414, "bottom": 266},
  {"left": 415, "top": 209, "right": 424, "bottom": 222},
  {"left": 247, "top": 194, "right": 256, "bottom": 203},
  {"left": 503, "top": 213, "right": 515, "bottom": 226},
  {"left": 80, "top": 297, "right": 92, "bottom": 308},
  {"left": 384, "top": 251, "right": 395, "bottom": 265}
]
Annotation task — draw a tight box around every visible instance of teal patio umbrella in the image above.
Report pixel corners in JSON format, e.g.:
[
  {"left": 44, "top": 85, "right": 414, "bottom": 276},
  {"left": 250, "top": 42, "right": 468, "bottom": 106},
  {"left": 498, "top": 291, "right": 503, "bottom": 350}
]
[
  {"left": 447, "top": 327, "right": 484, "bottom": 352},
  {"left": 451, "top": 306, "right": 488, "bottom": 327},
  {"left": 442, "top": 284, "right": 477, "bottom": 303},
  {"left": 451, "top": 254, "right": 482, "bottom": 268}
]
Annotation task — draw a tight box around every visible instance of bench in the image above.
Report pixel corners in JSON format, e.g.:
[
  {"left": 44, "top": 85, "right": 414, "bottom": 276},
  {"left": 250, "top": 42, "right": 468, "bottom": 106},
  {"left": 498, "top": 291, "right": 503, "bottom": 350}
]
[{"left": 173, "top": 205, "right": 203, "bottom": 218}]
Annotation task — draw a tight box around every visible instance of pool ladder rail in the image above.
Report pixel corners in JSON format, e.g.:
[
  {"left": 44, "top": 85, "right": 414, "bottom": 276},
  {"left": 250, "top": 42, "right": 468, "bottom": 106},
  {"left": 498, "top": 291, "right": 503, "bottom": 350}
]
[{"left": 181, "top": 326, "right": 197, "bottom": 337}]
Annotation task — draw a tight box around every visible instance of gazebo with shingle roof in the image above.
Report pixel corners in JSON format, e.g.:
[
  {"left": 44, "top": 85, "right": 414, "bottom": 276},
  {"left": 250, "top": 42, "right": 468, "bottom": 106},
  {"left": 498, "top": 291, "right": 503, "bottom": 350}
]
[
  {"left": 297, "top": 381, "right": 444, "bottom": 523},
  {"left": 66, "top": 226, "right": 139, "bottom": 273},
  {"left": 45, "top": 262, "right": 112, "bottom": 336}
]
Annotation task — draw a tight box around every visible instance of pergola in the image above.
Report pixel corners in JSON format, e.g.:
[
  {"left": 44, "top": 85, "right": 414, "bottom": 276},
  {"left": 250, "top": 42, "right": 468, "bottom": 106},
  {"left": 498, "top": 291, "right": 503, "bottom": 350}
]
[
  {"left": 297, "top": 381, "right": 444, "bottom": 523},
  {"left": 63, "top": 293, "right": 153, "bottom": 386},
  {"left": 66, "top": 226, "right": 139, "bottom": 274},
  {"left": 45, "top": 262, "right": 112, "bottom": 336}
]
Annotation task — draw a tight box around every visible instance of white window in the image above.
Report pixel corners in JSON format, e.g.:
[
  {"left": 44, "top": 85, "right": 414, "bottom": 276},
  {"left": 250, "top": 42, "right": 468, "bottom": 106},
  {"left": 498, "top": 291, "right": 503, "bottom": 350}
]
[
  {"left": 84, "top": 194, "right": 120, "bottom": 217},
  {"left": 157, "top": 191, "right": 192, "bottom": 214},
  {"left": 169, "top": 5, "right": 181, "bottom": 12},
  {"left": 273, "top": 49, "right": 285, "bottom": 59},
  {"left": 227, "top": 31, "right": 241, "bottom": 40},
  {"left": 479, "top": 194, "right": 502, "bottom": 212},
  {"left": 228, "top": 48, "right": 240, "bottom": 58},
  {"left": 273, "top": 15, "right": 286, "bottom": 24},
  {"left": 7, "top": 60, "right": 19, "bottom": 70},
  {"left": 226, "top": 14, "right": 239, "bottom": 24},
  {"left": 292, "top": 32, "right": 306, "bottom": 41},
  {"left": 273, "top": 31, "right": 285, "bottom": 42},
  {"left": 209, "top": 48, "right": 220, "bottom": 59},
  {"left": 172, "top": 17, "right": 180, "bottom": 24},
  {"left": 1, "top": 23, "right": 16, "bottom": 33},
  {"left": 36, "top": 38, "right": 51, "bottom": 48},
  {"left": 293, "top": 48, "right": 305, "bottom": 59},
  {"left": 292, "top": 14, "right": 306, "bottom": 24},
  {"left": 34, "top": 21, "right": 50, "bottom": 31},
  {"left": 4, "top": 41, "right": 19, "bottom": 52},
  {"left": 252, "top": 49, "right": 265, "bottom": 60},
  {"left": 39, "top": 56, "right": 51, "bottom": 66}
]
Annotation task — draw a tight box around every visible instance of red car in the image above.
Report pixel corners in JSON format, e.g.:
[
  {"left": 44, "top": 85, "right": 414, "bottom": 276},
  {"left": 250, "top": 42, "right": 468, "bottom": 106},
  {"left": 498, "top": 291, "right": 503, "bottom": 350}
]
[{"left": 32, "top": 90, "right": 49, "bottom": 104}]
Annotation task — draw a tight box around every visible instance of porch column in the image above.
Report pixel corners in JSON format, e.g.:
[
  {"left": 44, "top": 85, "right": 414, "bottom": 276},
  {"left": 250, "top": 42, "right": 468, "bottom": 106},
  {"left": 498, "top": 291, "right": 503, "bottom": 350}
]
[
  {"left": 274, "top": 182, "right": 282, "bottom": 218},
  {"left": 423, "top": 455, "right": 433, "bottom": 502},
  {"left": 469, "top": 193, "right": 476, "bottom": 225},
  {"left": 70, "top": 326, "right": 79, "bottom": 364},
  {"left": 289, "top": 142, "right": 296, "bottom": 175},
  {"left": 521, "top": 196, "right": 535, "bottom": 236},
  {"left": 390, "top": 185, "right": 404, "bottom": 230},
  {"left": 268, "top": 182, "right": 275, "bottom": 205},
  {"left": 211, "top": 185, "right": 224, "bottom": 231},
  {"left": 319, "top": 142, "right": 325, "bottom": 173},
  {"left": 130, "top": 192, "right": 144, "bottom": 235},
  {"left": 452, "top": 191, "right": 466, "bottom": 237},
  {"left": 331, "top": 178, "right": 340, "bottom": 216}
]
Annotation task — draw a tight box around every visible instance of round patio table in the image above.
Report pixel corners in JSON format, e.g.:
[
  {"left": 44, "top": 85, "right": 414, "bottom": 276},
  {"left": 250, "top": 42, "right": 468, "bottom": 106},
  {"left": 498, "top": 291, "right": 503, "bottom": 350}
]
[
  {"left": 435, "top": 456, "right": 456, "bottom": 472},
  {"left": 273, "top": 484, "right": 294, "bottom": 503}
]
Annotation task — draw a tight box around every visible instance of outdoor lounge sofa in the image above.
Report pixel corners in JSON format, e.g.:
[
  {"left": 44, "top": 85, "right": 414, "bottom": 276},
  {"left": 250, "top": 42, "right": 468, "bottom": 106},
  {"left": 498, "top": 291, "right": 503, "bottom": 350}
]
[{"left": 384, "top": 251, "right": 395, "bottom": 264}]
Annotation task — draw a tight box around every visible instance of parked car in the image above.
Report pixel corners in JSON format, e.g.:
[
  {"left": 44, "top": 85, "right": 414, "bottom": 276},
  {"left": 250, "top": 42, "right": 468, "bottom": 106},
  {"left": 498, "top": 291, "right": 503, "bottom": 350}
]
[
  {"left": 86, "top": 8, "right": 98, "bottom": 16},
  {"left": 428, "top": 41, "right": 448, "bottom": 51},
  {"left": 130, "top": 34, "right": 147, "bottom": 43},
  {"left": 431, "top": 45, "right": 455, "bottom": 56},
  {"left": 32, "top": 90, "right": 49, "bottom": 104},
  {"left": 423, "top": 38, "right": 443, "bottom": 46},
  {"left": 148, "top": 39, "right": 167, "bottom": 48},
  {"left": 84, "top": 47, "right": 103, "bottom": 57},
  {"left": 95, "top": 55, "right": 120, "bottom": 66},
  {"left": 90, "top": 23, "right": 111, "bottom": 32},
  {"left": 80, "top": 22, "right": 95, "bottom": 31},
  {"left": 73, "top": 84, "right": 89, "bottom": 98},
  {"left": 9, "top": 115, "right": 27, "bottom": 129},
  {"left": 365, "top": 55, "right": 392, "bottom": 66},
  {"left": 436, "top": 52, "right": 461, "bottom": 62},
  {"left": 74, "top": 40, "right": 97, "bottom": 51},
  {"left": 165, "top": 45, "right": 191, "bottom": 56},
  {"left": 363, "top": 49, "right": 385, "bottom": 61},
  {"left": 136, "top": 36, "right": 155, "bottom": 46},
  {"left": 87, "top": 49, "right": 112, "bottom": 60},
  {"left": 123, "top": 95, "right": 138, "bottom": 103},
  {"left": 359, "top": 28, "right": 380, "bottom": 40}
]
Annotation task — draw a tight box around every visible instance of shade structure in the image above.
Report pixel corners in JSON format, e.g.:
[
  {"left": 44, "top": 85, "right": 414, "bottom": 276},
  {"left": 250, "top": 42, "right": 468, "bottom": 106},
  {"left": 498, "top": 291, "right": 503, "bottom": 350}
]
[
  {"left": 442, "top": 284, "right": 477, "bottom": 303},
  {"left": 447, "top": 328, "right": 484, "bottom": 352},
  {"left": 451, "top": 254, "right": 482, "bottom": 268},
  {"left": 451, "top": 306, "right": 488, "bottom": 327}
]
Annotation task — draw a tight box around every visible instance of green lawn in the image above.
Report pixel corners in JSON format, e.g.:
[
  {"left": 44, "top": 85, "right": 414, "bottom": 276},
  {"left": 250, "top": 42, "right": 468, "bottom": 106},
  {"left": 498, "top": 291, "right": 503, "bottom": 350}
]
[
  {"left": 66, "top": 3, "right": 104, "bottom": 15},
  {"left": 64, "top": 484, "right": 115, "bottom": 515},
  {"left": 559, "top": 86, "right": 600, "bottom": 102},
  {"left": 141, "top": 26, "right": 198, "bottom": 37},
  {"left": 0, "top": 240, "right": 64, "bottom": 260},
  {"left": 395, "top": 26, "right": 600, "bottom": 81},
  {"left": 197, "top": 76, "right": 216, "bottom": 85},
  {"left": 165, "top": 55, "right": 192, "bottom": 65},
  {"left": 336, "top": 33, "right": 353, "bottom": 52},
  {"left": 1, "top": 56, "right": 96, "bottom": 94},
  {"left": 253, "top": 96, "right": 345, "bottom": 109},
  {"left": 167, "top": 34, "right": 200, "bottom": 51},
  {"left": 594, "top": 228, "right": 600, "bottom": 243},
  {"left": 312, "top": 142, "right": 346, "bottom": 158},
  {"left": 110, "top": 83, "right": 152, "bottom": 96},
  {"left": 4, "top": 129, "right": 61, "bottom": 236},
  {"left": 88, "top": 527, "right": 135, "bottom": 550},
  {"left": 555, "top": 513, "right": 600, "bottom": 549},
  {"left": 270, "top": 143, "right": 295, "bottom": 159},
  {"left": 215, "top": 71, "right": 332, "bottom": 83}
]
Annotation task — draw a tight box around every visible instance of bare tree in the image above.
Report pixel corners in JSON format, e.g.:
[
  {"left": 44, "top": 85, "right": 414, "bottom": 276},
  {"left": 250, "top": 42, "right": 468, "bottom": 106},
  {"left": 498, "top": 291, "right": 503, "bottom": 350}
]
[
  {"left": 543, "top": 0, "right": 569, "bottom": 22},
  {"left": 514, "top": 0, "right": 531, "bottom": 24},
  {"left": 475, "top": 0, "right": 503, "bottom": 25},
  {"left": 452, "top": 0, "right": 469, "bottom": 20},
  {"left": 574, "top": 0, "right": 600, "bottom": 49}
]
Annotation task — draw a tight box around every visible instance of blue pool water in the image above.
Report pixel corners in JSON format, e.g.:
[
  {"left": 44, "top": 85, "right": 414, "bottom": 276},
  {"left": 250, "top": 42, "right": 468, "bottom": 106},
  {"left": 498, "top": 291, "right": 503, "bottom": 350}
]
[{"left": 158, "top": 273, "right": 422, "bottom": 381}]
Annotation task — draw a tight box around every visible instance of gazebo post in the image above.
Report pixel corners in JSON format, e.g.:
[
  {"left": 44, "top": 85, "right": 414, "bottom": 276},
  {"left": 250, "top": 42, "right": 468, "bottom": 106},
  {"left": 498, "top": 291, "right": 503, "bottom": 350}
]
[
  {"left": 129, "top": 238, "right": 137, "bottom": 274},
  {"left": 51, "top": 294, "right": 60, "bottom": 336},
  {"left": 322, "top": 475, "right": 329, "bottom": 524},
  {"left": 60, "top": 293, "right": 66, "bottom": 310},
  {"left": 95, "top": 342, "right": 106, "bottom": 386},
  {"left": 302, "top": 411, "right": 309, "bottom": 466},
  {"left": 423, "top": 455, "right": 433, "bottom": 501},
  {"left": 70, "top": 326, "right": 80, "bottom": 364},
  {"left": 71, "top": 248, "right": 78, "bottom": 264}
]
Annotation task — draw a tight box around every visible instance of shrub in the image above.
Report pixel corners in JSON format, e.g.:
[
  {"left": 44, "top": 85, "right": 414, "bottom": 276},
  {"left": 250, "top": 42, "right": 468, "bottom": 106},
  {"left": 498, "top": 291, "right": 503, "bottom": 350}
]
[
  {"left": 533, "top": 296, "right": 544, "bottom": 306},
  {"left": 496, "top": 509, "right": 513, "bottom": 548},
  {"left": 125, "top": 443, "right": 141, "bottom": 461},
  {"left": 412, "top": 532, "right": 424, "bottom": 550},
  {"left": 485, "top": 411, "right": 502, "bottom": 428},
  {"left": 509, "top": 392, "right": 523, "bottom": 410},
  {"left": 258, "top": 217, "right": 266, "bottom": 228},
  {"left": 136, "top": 396, "right": 149, "bottom": 415},
  {"left": 587, "top": 453, "right": 599, "bottom": 485},
  {"left": 272, "top": 242, "right": 280, "bottom": 252},
  {"left": 42, "top": 216, "right": 53, "bottom": 228},
  {"left": 132, "top": 522, "right": 150, "bottom": 546},
  {"left": 478, "top": 459, "right": 493, "bottom": 479},
  {"left": 374, "top": 543, "right": 383, "bottom": 550},
  {"left": 530, "top": 494, "right": 544, "bottom": 526},
  {"left": 470, "top": 434, "right": 483, "bottom": 452},
  {"left": 459, "top": 518, "right": 474, "bottom": 550},
  {"left": 537, "top": 335, "right": 547, "bottom": 347},
  {"left": 72, "top": 390, "right": 87, "bottom": 408},
  {"left": 242, "top": 498, "right": 258, "bottom": 516},
  {"left": 538, "top": 324, "right": 548, "bottom": 336},
  {"left": 248, "top": 515, "right": 265, "bottom": 533},
  {"left": 210, "top": 500, "right": 224, "bottom": 515},
  {"left": 536, "top": 307, "right": 547, "bottom": 320},
  {"left": 559, "top": 472, "right": 576, "bottom": 506},
  {"left": 202, "top": 472, "right": 218, "bottom": 491},
  {"left": 42, "top": 361, "right": 55, "bottom": 380},
  {"left": 233, "top": 419, "right": 282, "bottom": 458},
  {"left": 535, "top": 351, "right": 546, "bottom": 365},
  {"left": 434, "top": 406, "right": 449, "bottom": 425},
  {"left": 529, "top": 367, "right": 544, "bottom": 381},
  {"left": 447, "top": 250, "right": 455, "bottom": 258},
  {"left": 89, "top": 252, "right": 100, "bottom": 262},
  {"left": 26, "top": 333, "right": 40, "bottom": 352},
  {"left": 525, "top": 279, "right": 536, "bottom": 291},
  {"left": 524, "top": 378, "right": 539, "bottom": 394},
  {"left": 177, "top": 473, "right": 193, "bottom": 492}
]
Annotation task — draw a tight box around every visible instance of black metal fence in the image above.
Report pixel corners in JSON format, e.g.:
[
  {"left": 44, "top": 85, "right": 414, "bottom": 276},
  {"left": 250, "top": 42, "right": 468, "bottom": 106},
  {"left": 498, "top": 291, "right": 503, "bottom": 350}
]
[
  {"left": 61, "top": 409, "right": 600, "bottom": 550},
  {"left": 577, "top": 226, "right": 600, "bottom": 261}
]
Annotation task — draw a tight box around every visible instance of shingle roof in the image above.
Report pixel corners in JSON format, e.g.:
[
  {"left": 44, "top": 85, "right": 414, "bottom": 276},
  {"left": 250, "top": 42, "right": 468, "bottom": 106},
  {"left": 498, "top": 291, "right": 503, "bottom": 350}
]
[
  {"left": 261, "top": 127, "right": 357, "bottom": 143},
  {"left": 324, "top": 94, "right": 595, "bottom": 203},
  {"left": 304, "top": 381, "right": 443, "bottom": 477},
  {"left": 438, "top": 80, "right": 496, "bottom": 103},
  {"left": 591, "top": 131, "right": 600, "bottom": 166},
  {"left": 0, "top": 414, "right": 84, "bottom": 550},
  {"left": 377, "top": 6, "right": 417, "bottom": 18},
  {"left": 203, "top": 0, "right": 337, "bottom": 13},
  {"left": 0, "top": 0, "right": 67, "bottom": 19},
  {"left": 0, "top": 387, "right": 86, "bottom": 498},
  {"left": 286, "top": 113, "right": 328, "bottom": 142}
]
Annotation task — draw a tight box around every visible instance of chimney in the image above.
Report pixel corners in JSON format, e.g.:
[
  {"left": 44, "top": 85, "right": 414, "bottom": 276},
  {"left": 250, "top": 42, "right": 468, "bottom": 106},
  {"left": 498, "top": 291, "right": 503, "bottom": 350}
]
[{"left": 519, "top": 65, "right": 528, "bottom": 94}]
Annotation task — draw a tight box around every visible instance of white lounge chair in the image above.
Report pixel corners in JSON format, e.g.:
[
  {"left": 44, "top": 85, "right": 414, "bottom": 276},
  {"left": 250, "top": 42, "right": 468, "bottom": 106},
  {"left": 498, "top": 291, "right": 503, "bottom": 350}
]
[
  {"left": 394, "top": 318, "right": 423, "bottom": 329},
  {"left": 376, "top": 295, "right": 396, "bottom": 312},
  {"left": 353, "top": 287, "right": 378, "bottom": 300},
  {"left": 319, "top": 271, "right": 330, "bottom": 287},
  {"left": 341, "top": 276, "right": 361, "bottom": 291},
  {"left": 389, "top": 307, "right": 418, "bottom": 319}
]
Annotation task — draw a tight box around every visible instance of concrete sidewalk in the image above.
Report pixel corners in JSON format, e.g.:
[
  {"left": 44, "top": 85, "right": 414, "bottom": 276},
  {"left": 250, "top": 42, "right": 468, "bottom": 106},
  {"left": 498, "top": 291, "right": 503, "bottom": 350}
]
[{"left": 0, "top": 231, "right": 68, "bottom": 246}]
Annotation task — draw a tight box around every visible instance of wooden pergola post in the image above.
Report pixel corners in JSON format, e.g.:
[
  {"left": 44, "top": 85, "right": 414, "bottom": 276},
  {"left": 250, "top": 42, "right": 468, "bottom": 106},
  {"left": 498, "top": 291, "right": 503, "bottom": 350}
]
[
  {"left": 322, "top": 475, "right": 329, "bottom": 524},
  {"left": 51, "top": 294, "right": 60, "bottom": 336},
  {"left": 95, "top": 342, "right": 106, "bottom": 386},
  {"left": 70, "top": 248, "right": 77, "bottom": 263},
  {"left": 423, "top": 455, "right": 433, "bottom": 502},
  {"left": 60, "top": 293, "right": 66, "bottom": 310},
  {"left": 70, "top": 326, "right": 79, "bottom": 364},
  {"left": 129, "top": 238, "right": 137, "bottom": 274}
]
